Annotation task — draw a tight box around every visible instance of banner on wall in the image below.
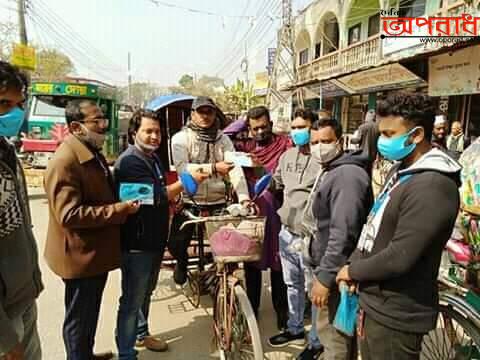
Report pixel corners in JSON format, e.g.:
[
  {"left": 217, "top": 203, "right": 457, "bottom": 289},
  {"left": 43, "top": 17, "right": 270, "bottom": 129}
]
[{"left": 429, "top": 45, "right": 480, "bottom": 97}]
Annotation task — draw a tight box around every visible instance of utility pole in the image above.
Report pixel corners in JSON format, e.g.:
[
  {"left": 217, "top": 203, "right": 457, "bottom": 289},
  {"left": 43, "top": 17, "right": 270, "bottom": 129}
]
[
  {"left": 241, "top": 42, "right": 250, "bottom": 109},
  {"left": 127, "top": 52, "right": 132, "bottom": 105},
  {"left": 17, "top": 0, "right": 28, "bottom": 45},
  {"left": 267, "top": 0, "right": 300, "bottom": 110}
]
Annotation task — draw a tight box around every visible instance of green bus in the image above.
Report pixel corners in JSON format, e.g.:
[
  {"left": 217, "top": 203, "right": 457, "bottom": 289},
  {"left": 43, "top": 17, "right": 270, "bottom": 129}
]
[{"left": 22, "top": 78, "right": 128, "bottom": 167}]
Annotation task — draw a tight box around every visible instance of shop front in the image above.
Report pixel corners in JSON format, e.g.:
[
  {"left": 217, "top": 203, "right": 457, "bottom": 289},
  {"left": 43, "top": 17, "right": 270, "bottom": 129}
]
[
  {"left": 333, "top": 63, "right": 427, "bottom": 133},
  {"left": 429, "top": 44, "right": 480, "bottom": 141}
]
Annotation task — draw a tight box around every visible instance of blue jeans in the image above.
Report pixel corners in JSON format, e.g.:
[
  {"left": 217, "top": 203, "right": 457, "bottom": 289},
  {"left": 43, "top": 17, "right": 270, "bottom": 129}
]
[
  {"left": 279, "top": 227, "right": 321, "bottom": 348},
  {"left": 116, "top": 252, "right": 163, "bottom": 360},
  {"left": 305, "top": 264, "right": 322, "bottom": 349}
]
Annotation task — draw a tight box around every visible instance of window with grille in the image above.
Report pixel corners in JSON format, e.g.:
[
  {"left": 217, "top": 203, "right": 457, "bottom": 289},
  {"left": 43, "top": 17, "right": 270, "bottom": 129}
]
[
  {"left": 398, "top": 0, "right": 427, "bottom": 17},
  {"left": 299, "top": 49, "right": 309, "bottom": 65},
  {"left": 368, "top": 13, "right": 380, "bottom": 37}
]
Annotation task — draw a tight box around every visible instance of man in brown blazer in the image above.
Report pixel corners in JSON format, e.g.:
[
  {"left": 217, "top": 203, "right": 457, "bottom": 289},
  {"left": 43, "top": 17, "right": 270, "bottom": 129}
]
[{"left": 44, "top": 99, "right": 140, "bottom": 360}]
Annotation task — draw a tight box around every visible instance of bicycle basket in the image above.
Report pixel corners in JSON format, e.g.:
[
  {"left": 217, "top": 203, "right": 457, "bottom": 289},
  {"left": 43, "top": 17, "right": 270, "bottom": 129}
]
[{"left": 205, "top": 215, "right": 266, "bottom": 263}]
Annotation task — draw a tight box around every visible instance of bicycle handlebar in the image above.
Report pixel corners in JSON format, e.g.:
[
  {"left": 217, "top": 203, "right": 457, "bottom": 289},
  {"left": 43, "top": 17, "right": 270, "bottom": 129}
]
[{"left": 179, "top": 209, "right": 262, "bottom": 231}]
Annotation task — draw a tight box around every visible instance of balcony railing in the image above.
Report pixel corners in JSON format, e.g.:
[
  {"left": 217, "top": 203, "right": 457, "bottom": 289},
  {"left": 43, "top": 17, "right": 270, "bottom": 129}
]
[
  {"left": 311, "top": 50, "right": 341, "bottom": 79},
  {"left": 343, "top": 35, "right": 381, "bottom": 73},
  {"left": 297, "top": 34, "right": 382, "bottom": 84}
]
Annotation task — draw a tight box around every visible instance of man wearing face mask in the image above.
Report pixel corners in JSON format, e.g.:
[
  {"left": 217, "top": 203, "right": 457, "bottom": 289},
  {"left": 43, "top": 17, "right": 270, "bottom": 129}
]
[
  {"left": 44, "top": 99, "right": 141, "bottom": 360},
  {"left": 169, "top": 96, "right": 250, "bottom": 285},
  {"left": 114, "top": 110, "right": 208, "bottom": 359},
  {"left": 243, "top": 105, "right": 290, "bottom": 330},
  {"left": 308, "top": 118, "right": 373, "bottom": 360},
  {"left": 0, "top": 61, "right": 43, "bottom": 360},
  {"left": 337, "top": 93, "right": 460, "bottom": 360},
  {"left": 267, "top": 108, "right": 323, "bottom": 358}
]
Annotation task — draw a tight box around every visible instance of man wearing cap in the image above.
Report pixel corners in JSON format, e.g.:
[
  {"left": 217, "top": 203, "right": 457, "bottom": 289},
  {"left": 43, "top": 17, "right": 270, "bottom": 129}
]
[
  {"left": 169, "top": 96, "right": 251, "bottom": 284},
  {"left": 432, "top": 115, "right": 448, "bottom": 150}
]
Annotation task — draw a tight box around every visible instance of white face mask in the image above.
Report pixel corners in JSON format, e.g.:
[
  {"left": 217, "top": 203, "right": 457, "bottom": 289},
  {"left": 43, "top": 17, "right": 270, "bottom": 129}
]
[
  {"left": 311, "top": 142, "right": 339, "bottom": 164},
  {"left": 135, "top": 135, "right": 159, "bottom": 153},
  {"left": 76, "top": 124, "right": 106, "bottom": 150}
]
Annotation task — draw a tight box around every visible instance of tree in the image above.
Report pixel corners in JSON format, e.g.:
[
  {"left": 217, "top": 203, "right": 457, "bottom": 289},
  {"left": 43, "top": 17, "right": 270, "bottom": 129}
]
[
  {"left": 117, "top": 82, "right": 168, "bottom": 106},
  {"left": 219, "top": 79, "right": 262, "bottom": 114},
  {"left": 197, "top": 75, "right": 224, "bottom": 90},
  {"left": 178, "top": 74, "right": 194, "bottom": 89},
  {"left": 33, "top": 48, "right": 75, "bottom": 80}
]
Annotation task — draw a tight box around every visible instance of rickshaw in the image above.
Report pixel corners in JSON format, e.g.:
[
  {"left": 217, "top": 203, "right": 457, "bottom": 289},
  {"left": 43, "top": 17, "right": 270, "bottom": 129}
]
[
  {"left": 146, "top": 94, "right": 195, "bottom": 185},
  {"left": 145, "top": 94, "right": 227, "bottom": 307}
]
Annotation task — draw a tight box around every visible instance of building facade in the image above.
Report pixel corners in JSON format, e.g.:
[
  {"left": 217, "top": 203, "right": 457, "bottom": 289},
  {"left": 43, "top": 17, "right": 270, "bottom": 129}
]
[{"left": 280, "top": 0, "right": 480, "bottom": 140}]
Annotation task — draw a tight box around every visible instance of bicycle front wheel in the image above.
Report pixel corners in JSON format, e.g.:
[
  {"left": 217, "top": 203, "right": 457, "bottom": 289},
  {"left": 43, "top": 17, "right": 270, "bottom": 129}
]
[
  {"left": 215, "top": 283, "right": 263, "bottom": 360},
  {"left": 230, "top": 285, "right": 263, "bottom": 360},
  {"left": 421, "top": 304, "right": 480, "bottom": 359}
]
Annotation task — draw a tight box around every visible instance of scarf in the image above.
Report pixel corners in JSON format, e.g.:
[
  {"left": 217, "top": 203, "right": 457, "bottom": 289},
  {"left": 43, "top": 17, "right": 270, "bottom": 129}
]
[
  {"left": 252, "top": 134, "right": 292, "bottom": 173},
  {"left": 187, "top": 118, "right": 220, "bottom": 144}
]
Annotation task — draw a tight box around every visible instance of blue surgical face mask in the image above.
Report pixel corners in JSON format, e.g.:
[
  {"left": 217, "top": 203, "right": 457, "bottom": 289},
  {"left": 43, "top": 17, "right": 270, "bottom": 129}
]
[
  {"left": 0, "top": 107, "right": 25, "bottom": 137},
  {"left": 290, "top": 128, "right": 311, "bottom": 147},
  {"left": 377, "top": 127, "right": 420, "bottom": 161}
]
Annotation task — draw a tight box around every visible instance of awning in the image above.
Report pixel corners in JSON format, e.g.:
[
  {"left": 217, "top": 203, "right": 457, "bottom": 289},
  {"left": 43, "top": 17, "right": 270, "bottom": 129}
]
[
  {"left": 334, "top": 63, "right": 427, "bottom": 94},
  {"left": 146, "top": 94, "right": 195, "bottom": 112}
]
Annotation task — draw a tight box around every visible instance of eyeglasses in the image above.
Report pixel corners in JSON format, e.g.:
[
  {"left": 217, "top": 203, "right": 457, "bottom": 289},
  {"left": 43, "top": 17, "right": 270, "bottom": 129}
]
[{"left": 81, "top": 118, "right": 109, "bottom": 127}]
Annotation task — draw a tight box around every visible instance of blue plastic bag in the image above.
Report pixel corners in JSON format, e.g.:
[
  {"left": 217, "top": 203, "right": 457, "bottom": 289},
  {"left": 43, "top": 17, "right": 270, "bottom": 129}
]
[{"left": 333, "top": 285, "right": 359, "bottom": 337}]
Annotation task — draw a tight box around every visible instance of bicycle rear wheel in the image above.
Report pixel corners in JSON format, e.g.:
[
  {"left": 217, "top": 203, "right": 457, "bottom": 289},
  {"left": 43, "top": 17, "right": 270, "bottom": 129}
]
[{"left": 421, "top": 304, "right": 480, "bottom": 359}]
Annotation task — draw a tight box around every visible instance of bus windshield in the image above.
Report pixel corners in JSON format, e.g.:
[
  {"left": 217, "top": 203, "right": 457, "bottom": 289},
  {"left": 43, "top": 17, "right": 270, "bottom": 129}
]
[{"left": 33, "top": 96, "right": 72, "bottom": 117}]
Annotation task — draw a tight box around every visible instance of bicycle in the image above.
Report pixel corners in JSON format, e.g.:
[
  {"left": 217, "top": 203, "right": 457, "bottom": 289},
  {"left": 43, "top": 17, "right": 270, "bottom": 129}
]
[
  {"left": 421, "top": 220, "right": 480, "bottom": 359},
  {"left": 181, "top": 213, "right": 265, "bottom": 360}
]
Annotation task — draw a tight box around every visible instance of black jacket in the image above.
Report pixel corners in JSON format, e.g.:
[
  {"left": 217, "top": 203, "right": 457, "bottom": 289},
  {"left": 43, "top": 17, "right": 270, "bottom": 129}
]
[
  {"left": 349, "top": 148, "right": 461, "bottom": 334},
  {"left": 114, "top": 145, "right": 170, "bottom": 252},
  {"left": 310, "top": 151, "right": 373, "bottom": 288}
]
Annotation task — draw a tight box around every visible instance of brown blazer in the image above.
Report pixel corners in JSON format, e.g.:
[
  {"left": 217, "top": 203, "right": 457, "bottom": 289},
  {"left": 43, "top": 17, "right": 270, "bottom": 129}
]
[{"left": 44, "top": 135, "right": 129, "bottom": 279}]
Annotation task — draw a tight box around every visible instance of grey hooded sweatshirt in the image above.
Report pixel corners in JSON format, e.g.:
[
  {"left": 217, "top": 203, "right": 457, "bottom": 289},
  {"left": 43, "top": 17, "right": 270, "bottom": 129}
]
[{"left": 272, "top": 146, "right": 322, "bottom": 235}]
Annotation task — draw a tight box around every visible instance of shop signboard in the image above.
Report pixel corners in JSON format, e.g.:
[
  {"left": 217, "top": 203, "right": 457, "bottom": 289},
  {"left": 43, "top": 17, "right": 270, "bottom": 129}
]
[
  {"left": 335, "top": 63, "right": 424, "bottom": 94},
  {"left": 11, "top": 43, "right": 36, "bottom": 70},
  {"left": 429, "top": 45, "right": 480, "bottom": 96}
]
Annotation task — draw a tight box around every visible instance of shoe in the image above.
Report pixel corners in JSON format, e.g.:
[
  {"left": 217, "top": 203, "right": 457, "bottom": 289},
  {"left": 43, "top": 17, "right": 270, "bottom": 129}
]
[
  {"left": 136, "top": 336, "right": 168, "bottom": 352},
  {"left": 174, "top": 263, "right": 187, "bottom": 285},
  {"left": 268, "top": 331, "right": 305, "bottom": 348},
  {"left": 92, "top": 351, "right": 114, "bottom": 360},
  {"left": 296, "top": 344, "right": 324, "bottom": 360}
]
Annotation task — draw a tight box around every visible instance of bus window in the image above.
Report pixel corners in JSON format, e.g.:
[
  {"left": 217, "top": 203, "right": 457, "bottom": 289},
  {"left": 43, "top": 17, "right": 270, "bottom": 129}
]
[{"left": 33, "top": 96, "right": 69, "bottom": 118}]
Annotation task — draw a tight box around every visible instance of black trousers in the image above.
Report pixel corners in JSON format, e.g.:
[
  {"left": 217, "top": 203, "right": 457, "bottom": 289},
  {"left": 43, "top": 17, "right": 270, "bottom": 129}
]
[
  {"left": 360, "top": 312, "right": 424, "bottom": 360},
  {"left": 168, "top": 204, "right": 225, "bottom": 268},
  {"left": 63, "top": 273, "right": 108, "bottom": 360},
  {"left": 245, "top": 265, "right": 288, "bottom": 328}
]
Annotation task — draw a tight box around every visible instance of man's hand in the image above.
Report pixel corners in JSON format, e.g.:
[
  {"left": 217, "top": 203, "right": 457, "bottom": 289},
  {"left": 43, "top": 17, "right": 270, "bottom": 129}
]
[
  {"left": 248, "top": 154, "right": 262, "bottom": 168},
  {"left": 215, "top": 161, "right": 235, "bottom": 177},
  {"left": 124, "top": 200, "right": 141, "bottom": 215},
  {"left": 190, "top": 169, "right": 210, "bottom": 184},
  {"left": 311, "top": 277, "right": 330, "bottom": 308},
  {"left": 3, "top": 343, "right": 24, "bottom": 360},
  {"left": 336, "top": 265, "right": 351, "bottom": 284},
  {"left": 241, "top": 200, "right": 259, "bottom": 215}
]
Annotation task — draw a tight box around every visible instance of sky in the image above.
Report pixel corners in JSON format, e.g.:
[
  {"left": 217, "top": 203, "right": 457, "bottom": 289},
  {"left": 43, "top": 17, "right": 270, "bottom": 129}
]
[{"left": 0, "top": 0, "right": 311, "bottom": 87}]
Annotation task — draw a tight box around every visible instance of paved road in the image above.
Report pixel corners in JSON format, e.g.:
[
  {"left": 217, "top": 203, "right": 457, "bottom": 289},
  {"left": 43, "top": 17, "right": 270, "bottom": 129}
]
[{"left": 29, "top": 190, "right": 307, "bottom": 359}]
